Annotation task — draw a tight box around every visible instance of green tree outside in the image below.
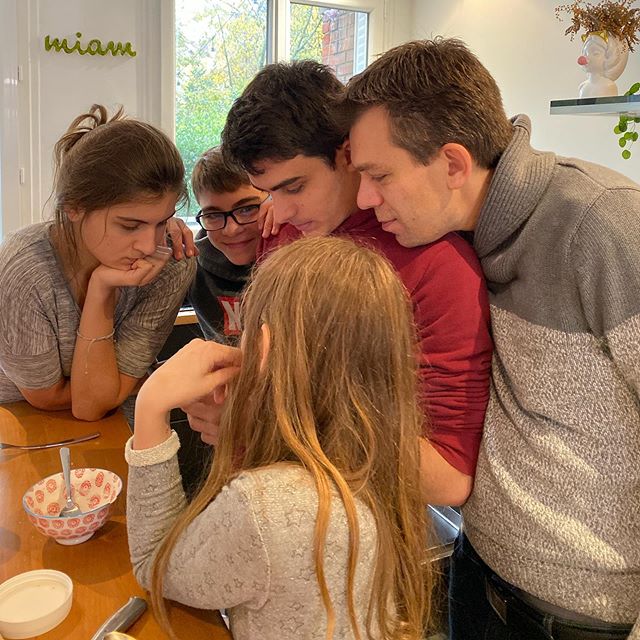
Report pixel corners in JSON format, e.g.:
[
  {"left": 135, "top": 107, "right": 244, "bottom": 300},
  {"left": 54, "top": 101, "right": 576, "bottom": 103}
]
[{"left": 175, "top": 0, "right": 324, "bottom": 217}]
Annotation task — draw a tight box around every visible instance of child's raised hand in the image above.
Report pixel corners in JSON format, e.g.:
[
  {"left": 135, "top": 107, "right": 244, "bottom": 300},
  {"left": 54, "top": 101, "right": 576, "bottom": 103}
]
[
  {"left": 165, "top": 216, "right": 198, "bottom": 259},
  {"left": 138, "top": 339, "right": 242, "bottom": 416},
  {"left": 258, "top": 197, "right": 281, "bottom": 239}
]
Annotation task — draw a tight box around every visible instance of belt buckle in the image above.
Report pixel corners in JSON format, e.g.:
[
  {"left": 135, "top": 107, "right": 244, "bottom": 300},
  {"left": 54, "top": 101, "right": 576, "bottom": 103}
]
[{"left": 486, "top": 578, "right": 508, "bottom": 624}]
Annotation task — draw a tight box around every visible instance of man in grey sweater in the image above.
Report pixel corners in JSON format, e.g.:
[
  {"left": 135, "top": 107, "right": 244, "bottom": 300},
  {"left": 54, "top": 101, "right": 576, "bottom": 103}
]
[{"left": 343, "top": 38, "right": 640, "bottom": 640}]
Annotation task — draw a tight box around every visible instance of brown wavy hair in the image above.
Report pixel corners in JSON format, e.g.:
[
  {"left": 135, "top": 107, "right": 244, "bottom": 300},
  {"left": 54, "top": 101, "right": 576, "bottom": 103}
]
[
  {"left": 150, "top": 236, "right": 433, "bottom": 639},
  {"left": 342, "top": 38, "right": 513, "bottom": 169},
  {"left": 51, "top": 103, "right": 186, "bottom": 256}
]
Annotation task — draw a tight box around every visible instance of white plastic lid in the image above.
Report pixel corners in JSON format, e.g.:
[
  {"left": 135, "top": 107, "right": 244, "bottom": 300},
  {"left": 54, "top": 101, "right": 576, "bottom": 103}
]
[{"left": 0, "top": 570, "right": 73, "bottom": 639}]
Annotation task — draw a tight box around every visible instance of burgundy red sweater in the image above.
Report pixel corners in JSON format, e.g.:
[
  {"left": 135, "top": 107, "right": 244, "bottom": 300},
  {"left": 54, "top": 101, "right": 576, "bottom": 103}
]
[{"left": 259, "top": 209, "right": 493, "bottom": 477}]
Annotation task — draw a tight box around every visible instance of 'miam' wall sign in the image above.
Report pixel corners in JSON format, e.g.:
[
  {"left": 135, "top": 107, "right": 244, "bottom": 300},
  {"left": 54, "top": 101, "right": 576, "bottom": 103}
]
[{"left": 44, "top": 32, "right": 137, "bottom": 57}]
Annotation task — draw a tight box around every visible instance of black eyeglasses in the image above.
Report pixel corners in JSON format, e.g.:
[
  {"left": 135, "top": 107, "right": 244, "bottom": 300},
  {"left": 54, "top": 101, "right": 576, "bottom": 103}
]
[{"left": 195, "top": 195, "right": 270, "bottom": 231}]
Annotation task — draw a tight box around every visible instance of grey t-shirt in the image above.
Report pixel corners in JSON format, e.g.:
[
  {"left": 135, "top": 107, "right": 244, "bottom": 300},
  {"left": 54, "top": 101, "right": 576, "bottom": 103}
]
[{"left": 0, "top": 222, "right": 196, "bottom": 404}]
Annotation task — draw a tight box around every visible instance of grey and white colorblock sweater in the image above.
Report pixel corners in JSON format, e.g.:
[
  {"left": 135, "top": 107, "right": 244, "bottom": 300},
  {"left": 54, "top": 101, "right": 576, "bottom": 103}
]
[{"left": 463, "top": 115, "right": 640, "bottom": 630}]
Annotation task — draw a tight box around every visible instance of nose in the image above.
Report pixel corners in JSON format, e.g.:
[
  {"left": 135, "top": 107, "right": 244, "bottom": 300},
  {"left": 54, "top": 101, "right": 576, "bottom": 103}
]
[
  {"left": 271, "top": 196, "right": 296, "bottom": 225},
  {"left": 221, "top": 217, "right": 243, "bottom": 236},
  {"left": 356, "top": 176, "right": 384, "bottom": 210},
  {"left": 577, "top": 55, "right": 588, "bottom": 65},
  {"left": 134, "top": 227, "right": 159, "bottom": 256}
]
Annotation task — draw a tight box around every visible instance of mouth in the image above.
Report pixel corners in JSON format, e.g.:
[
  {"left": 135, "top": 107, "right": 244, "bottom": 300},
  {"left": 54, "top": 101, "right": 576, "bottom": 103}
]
[
  {"left": 379, "top": 219, "right": 398, "bottom": 233},
  {"left": 222, "top": 238, "right": 256, "bottom": 248},
  {"left": 292, "top": 221, "right": 315, "bottom": 234}
]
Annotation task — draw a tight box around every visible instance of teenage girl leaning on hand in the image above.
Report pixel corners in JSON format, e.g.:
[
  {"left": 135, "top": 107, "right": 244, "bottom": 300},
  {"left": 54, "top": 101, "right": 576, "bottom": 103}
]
[{"left": 0, "top": 104, "right": 196, "bottom": 421}]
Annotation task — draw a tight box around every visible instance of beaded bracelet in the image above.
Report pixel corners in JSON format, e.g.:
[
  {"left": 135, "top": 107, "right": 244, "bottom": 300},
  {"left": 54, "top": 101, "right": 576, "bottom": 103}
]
[{"left": 76, "top": 328, "right": 116, "bottom": 374}]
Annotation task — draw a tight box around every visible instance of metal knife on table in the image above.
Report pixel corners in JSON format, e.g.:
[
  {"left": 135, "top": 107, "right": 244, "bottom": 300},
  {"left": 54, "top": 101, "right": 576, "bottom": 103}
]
[{"left": 90, "top": 597, "right": 147, "bottom": 640}]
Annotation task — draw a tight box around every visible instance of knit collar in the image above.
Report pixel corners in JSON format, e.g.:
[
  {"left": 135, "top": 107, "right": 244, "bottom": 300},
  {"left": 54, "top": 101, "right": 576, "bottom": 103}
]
[{"left": 473, "top": 115, "right": 556, "bottom": 259}]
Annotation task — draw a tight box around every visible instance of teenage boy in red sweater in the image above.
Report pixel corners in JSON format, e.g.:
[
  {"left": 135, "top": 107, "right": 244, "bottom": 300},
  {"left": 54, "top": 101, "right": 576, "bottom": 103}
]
[{"left": 186, "top": 60, "right": 493, "bottom": 507}]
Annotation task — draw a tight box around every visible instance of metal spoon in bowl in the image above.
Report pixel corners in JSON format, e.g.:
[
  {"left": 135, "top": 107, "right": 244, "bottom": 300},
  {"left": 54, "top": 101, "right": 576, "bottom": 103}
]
[{"left": 59, "top": 446, "right": 82, "bottom": 517}]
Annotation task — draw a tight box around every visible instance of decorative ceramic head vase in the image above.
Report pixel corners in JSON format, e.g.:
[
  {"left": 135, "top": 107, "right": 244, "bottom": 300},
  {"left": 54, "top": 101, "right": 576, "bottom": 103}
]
[{"left": 577, "top": 32, "right": 629, "bottom": 97}]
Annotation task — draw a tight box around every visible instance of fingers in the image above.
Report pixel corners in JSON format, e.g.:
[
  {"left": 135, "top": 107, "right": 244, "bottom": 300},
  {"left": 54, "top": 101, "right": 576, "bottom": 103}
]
[
  {"left": 165, "top": 217, "right": 184, "bottom": 260},
  {"left": 182, "top": 397, "right": 224, "bottom": 446},
  {"left": 165, "top": 217, "right": 198, "bottom": 260},
  {"left": 200, "top": 340, "right": 243, "bottom": 370},
  {"left": 135, "top": 250, "right": 170, "bottom": 286},
  {"left": 261, "top": 204, "right": 276, "bottom": 239}
]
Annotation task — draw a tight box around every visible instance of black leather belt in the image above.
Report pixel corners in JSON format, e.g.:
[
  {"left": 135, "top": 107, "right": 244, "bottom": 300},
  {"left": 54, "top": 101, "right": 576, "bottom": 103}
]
[{"left": 486, "top": 574, "right": 632, "bottom": 640}]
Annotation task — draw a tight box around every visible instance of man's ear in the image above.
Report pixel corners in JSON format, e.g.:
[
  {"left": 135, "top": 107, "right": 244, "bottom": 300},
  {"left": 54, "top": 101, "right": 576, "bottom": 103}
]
[
  {"left": 336, "top": 139, "right": 356, "bottom": 171},
  {"left": 259, "top": 323, "right": 271, "bottom": 372},
  {"left": 440, "top": 143, "right": 473, "bottom": 190}
]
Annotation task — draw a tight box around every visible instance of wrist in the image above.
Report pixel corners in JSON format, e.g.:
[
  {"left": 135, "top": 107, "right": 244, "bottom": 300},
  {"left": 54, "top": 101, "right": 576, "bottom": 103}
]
[
  {"left": 135, "top": 380, "right": 172, "bottom": 421},
  {"left": 87, "top": 270, "right": 118, "bottom": 305}
]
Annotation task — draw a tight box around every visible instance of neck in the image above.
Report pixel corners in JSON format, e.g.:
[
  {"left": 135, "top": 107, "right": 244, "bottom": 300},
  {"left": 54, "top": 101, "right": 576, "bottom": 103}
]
[
  {"left": 334, "top": 168, "right": 363, "bottom": 227},
  {"left": 459, "top": 167, "right": 494, "bottom": 232}
]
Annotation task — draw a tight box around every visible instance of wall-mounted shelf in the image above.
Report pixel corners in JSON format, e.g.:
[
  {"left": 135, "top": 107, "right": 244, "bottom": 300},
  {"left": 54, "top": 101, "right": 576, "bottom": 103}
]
[{"left": 550, "top": 94, "right": 640, "bottom": 116}]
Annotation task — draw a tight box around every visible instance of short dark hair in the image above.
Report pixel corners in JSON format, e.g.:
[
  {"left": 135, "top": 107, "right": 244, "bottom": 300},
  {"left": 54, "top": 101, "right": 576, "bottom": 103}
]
[
  {"left": 191, "top": 145, "right": 250, "bottom": 201},
  {"left": 222, "top": 60, "right": 346, "bottom": 174},
  {"left": 343, "top": 38, "right": 513, "bottom": 169}
]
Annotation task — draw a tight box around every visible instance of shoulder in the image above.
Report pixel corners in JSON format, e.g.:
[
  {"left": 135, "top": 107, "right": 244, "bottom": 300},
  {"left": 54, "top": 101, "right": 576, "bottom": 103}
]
[
  {"left": 0, "top": 223, "right": 58, "bottom": 293},
  {"left": 257, "top": 225, "right": 302, "bottom": 259},
  {"left": 376, "top": 231, "right": 484, "bottom": 296},
  {"left": 546, "top": 159, "right": 640, "bottom": 247},
  {"left": 555, "top": 155, "right": 640, "bottom": 194}
]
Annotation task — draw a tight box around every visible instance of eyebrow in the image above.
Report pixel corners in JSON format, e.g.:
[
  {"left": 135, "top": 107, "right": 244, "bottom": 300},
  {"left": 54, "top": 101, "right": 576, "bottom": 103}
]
[
  {"left": 250, "top": 175, "right": 302, "bottom": 192},
  {"left": 203, "top": 196, "right": 263, "bottom": 212},
  {"left": 115, "top": 211, "right": 176, "bottom": 224},
  {"left": 352, "top": 162, "right": 382, "bottom": 173}
]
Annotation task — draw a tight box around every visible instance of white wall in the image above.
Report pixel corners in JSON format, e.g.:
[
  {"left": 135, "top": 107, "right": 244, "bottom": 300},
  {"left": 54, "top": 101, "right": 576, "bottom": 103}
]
[
  {"left": 0, "top": 0, "right": 21, "bottom": 237},
  {"left": 3, "top": 0, "right": 163, "bottom": 235},
  {"left": 412, "top": 0, "right": 640, "bottom": 182}
]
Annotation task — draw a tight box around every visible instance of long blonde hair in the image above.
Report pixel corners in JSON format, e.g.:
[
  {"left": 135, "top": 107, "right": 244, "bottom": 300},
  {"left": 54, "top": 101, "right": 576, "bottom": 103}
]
[{"left": 151, "top": 236, "right": 433, "bottom": 638}]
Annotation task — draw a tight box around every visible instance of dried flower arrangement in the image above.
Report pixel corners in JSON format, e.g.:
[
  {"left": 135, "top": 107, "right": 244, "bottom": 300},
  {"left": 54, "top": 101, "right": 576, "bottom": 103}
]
[{"left": 555, "top": 0, "right": 640, "bottom": 51}]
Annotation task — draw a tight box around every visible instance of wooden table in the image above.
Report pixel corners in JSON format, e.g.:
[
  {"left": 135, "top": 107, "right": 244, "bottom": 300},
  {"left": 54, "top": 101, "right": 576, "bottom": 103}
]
[{"left": 0, "top": 402, "right": 231, "bottom": 640}]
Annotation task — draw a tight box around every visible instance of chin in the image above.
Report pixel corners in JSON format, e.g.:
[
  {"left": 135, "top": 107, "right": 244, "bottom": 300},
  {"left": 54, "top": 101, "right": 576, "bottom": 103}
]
[
  {"left": 395, "top": 232, "right": 429, "bottom": 249},
  {"left": 225, "top": 250, "right": 256, "bottom": 266}
]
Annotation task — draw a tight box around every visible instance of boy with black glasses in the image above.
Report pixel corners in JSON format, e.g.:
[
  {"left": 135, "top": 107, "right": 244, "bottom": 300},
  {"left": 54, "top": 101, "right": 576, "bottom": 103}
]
[{"left": 188, "top": 145, "right": 267, "bottom": 342}]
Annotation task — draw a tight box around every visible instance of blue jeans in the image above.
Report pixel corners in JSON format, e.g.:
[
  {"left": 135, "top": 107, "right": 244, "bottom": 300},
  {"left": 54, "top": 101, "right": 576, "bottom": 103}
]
[{"left": 449, "top": 534, "right": 632, "bottom": 640}]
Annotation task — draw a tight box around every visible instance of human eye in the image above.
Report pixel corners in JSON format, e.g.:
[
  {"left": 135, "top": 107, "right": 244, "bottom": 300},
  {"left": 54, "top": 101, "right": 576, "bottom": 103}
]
[
  {"left": 120, "top": 223, "right": 142, "bottom": 232},
  {"left": 285, "top": 183, "right": 304, "bottom": 194},
  {"left": 235, "top": 205, "right": 260, "bottom": 217},
  {"left": 371, "top": 173, "right": 389, "bottom": 183},
  {"left": 203, "top": 212, "right": 224, "bottom": 224}
]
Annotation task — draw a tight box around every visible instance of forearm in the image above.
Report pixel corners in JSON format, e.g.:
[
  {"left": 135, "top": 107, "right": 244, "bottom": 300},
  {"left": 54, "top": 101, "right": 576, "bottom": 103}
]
[
  {"left": 70, "top": 283, "right": 123, "bottom": 420},
  {"left": 125, "top": 433, "right": 186, "bottom": 590},
  {"left": 20, "top": 377, "right": 72, "bottom": 411},
  {"left": 419, "top": 438, "right": 474, "bottom": 507}
]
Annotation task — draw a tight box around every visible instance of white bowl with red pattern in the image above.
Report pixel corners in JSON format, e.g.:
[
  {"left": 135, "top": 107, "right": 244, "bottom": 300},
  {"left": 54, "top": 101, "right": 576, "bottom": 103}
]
[{"left": 22, "top": 468, "right": 122, "bottom": 545}]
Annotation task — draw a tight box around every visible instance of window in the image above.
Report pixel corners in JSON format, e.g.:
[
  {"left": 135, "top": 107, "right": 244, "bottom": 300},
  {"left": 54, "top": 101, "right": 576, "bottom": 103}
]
[
  {"left": 290, "top": 4, "right": 368, "bottom": 84},
  {"left": 172, "top": 0, "right": 381, "bottom": 217}
]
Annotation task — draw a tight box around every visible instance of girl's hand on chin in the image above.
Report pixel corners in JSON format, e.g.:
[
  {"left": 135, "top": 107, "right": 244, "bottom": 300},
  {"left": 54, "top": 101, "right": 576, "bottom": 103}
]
[
  {"left": 138, "top": 339, "right": 242, "bottom": 415},
  {"left": 91, "top": 250, "right": 171, "bottom": 290}
]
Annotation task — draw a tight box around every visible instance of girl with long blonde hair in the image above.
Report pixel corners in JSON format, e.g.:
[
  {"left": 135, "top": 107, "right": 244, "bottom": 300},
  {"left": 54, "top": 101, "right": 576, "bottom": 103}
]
[{"left": 126, "top": 235, "right": 433, "bottom": 639}]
